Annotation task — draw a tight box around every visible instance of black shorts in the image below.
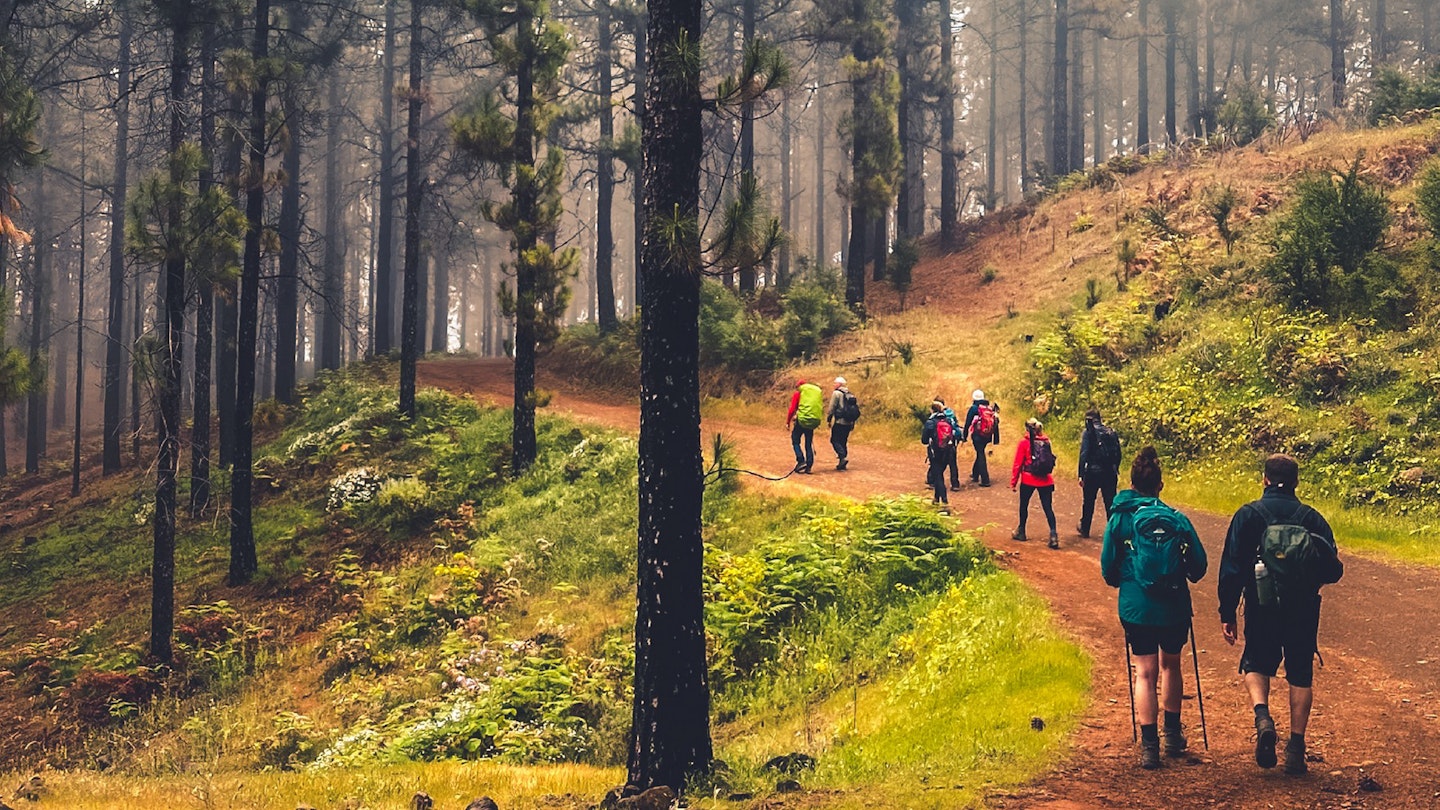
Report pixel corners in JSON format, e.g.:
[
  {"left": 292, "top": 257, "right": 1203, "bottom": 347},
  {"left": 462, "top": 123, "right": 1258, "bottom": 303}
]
[
  {"left": 1123, "top": 621, "right": 1189, "bottom": 656},
  {"left": 1241, "top": 595, "right": 1322, "bottom": 689}
]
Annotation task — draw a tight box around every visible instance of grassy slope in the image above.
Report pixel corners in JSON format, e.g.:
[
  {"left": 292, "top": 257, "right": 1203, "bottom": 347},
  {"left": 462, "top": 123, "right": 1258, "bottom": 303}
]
[
  {"left": 0, "top": 366, "right": 1085, "bottom": 809},
  {"left": 747, "top": 119, "right": 1440, "bottom": 565}
]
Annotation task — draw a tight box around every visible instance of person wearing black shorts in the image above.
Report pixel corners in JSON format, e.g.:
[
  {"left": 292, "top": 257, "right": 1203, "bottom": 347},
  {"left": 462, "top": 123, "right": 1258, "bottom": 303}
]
[
  {"left": 1101, "top": 447, "right": 1207, "bottom": 769},
  {"left": 1218, "top": 454, "right": 1343, "bottom": 775}
]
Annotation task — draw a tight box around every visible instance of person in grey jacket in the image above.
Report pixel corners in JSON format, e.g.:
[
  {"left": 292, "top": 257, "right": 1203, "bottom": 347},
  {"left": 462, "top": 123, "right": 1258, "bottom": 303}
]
[{"left": 827, "top": 377, "right": 857, "bottom": 471}]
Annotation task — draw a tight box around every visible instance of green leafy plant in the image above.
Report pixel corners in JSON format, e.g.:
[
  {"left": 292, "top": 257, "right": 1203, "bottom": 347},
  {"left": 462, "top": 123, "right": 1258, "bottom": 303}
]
[{"left": 1216, "top": 82, "right": 1275, "bottom": 145}]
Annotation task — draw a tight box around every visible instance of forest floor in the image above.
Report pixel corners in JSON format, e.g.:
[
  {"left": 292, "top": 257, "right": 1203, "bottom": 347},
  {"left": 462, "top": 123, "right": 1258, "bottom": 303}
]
[{"left": 421, "top": 357, "right": 1440, "bottom": 810}]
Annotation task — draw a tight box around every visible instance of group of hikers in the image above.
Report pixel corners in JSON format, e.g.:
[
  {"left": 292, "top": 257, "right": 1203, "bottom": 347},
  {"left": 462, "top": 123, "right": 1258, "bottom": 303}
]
[{"left": 784, "top": 378, "right": 1347, "bottom": 774}]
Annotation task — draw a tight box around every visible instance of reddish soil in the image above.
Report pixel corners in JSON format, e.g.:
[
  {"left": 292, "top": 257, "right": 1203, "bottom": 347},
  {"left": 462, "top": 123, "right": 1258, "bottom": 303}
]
[{"left": 422, "top": 357, "right": 1440, "bottom": 810}]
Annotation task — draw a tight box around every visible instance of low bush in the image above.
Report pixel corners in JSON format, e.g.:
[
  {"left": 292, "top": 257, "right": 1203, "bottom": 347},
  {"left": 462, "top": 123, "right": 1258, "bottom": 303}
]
[{"left": 1370, "top": 65, "right": 1440, "bottom": 124}]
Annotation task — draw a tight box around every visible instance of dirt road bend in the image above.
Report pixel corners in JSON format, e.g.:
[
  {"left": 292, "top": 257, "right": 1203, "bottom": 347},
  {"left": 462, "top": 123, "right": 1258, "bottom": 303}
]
[{"left": 421, "top": 358, "right": 1440, "bottom": 809}]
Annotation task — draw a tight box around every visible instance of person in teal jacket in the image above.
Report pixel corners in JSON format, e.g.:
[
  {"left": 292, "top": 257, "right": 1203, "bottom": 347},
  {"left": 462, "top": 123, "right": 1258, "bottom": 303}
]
[{"left": 1101, "top": 446, "right": 1208, "bottom": 770}]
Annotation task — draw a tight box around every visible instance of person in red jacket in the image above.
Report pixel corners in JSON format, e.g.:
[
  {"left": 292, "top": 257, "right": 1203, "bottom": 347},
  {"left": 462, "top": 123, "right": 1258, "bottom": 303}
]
[{"left": 1011, "top": 417, "right": 1060, "bottom": 548}]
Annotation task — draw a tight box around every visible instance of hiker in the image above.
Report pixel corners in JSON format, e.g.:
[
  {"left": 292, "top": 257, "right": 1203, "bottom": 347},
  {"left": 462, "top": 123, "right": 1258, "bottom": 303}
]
[
  {"left": 1010, "top": 418, "right": 1059, "bottom": 547},
  {"left": 1101, "top": 446, "right": 1208, "bottom": 769},
  {"left": 920, "top": 401, "right": 955, "bottom": 508},
  {"left": 936, "top": 397, "right": 963, "bottom": 489},
  {"left": 827, "top": 377, "right": 860, "bottom": 471},
  {"left": 1078, "top": 408, "right": 1123, "bottom": 538},
  {"left": 963, "top": 390, "right": 1000, "bottom": 487},
  {"left": 1218, "top": 454, "right": 1343, "bottom": 775},
  {"left": 785, "top": 379, "right": 824, "bottom": 474}
]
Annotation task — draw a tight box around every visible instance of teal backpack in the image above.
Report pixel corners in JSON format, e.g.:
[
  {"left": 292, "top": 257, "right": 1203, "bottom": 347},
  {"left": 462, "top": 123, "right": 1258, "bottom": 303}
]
[
  {"left": 1126, "top": 502, "right": 1192, "bottom": 595},
  {"left": 1256, "top": 503, "right": 1331, "bottom": 606}
]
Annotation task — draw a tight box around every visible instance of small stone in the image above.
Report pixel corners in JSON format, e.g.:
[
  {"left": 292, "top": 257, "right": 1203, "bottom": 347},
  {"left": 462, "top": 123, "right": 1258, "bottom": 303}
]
[
  {"left": 615, "top": 787, "right": 674, "bottom": 810},
  {"left": 1400, "top": 467, "right": 1427, "bottom": 484},
  {"left": 775, "top": 779, "right": 803, "bottom": 794},
  {"left": 1030, "top": 717, "right": 1046, "bottom": 731},
  {"left": 762, "top": 753, "right": 816, "bottom": 774},
  {"left": 1359, "top": 775, "right": 1383, "bottom": 792}
]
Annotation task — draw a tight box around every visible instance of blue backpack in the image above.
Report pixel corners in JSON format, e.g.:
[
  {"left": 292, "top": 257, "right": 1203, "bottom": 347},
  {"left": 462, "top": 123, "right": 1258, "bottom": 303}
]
[{"left": 1127, "top": 503, "right": 1191, "bottom": 595}]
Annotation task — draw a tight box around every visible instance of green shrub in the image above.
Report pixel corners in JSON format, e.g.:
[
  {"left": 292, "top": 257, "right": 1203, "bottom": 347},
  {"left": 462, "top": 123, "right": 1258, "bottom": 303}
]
[
  {"left": 1417, "top": 159, "right": 1440, "bottom": 238},
  {"left": 1370, "top": 65, "right": 1440, "bottom": 124},
  {"left": 1217, "top": 82, "right": 1275, "bottom": 145}
]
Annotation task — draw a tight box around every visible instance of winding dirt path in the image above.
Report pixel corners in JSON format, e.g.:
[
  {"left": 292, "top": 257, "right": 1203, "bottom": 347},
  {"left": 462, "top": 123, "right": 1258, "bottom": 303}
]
[{"left": 423, "top": 358, "right": 1440, "bottom": 809}]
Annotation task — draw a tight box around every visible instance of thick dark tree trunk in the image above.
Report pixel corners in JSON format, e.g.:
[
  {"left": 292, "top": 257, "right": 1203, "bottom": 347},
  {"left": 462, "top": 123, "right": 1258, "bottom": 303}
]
[
  {"left": 845, "top": 205, "right": 867, "bottom": 308},
  {"left": 595, "top": 0, "right": 617, "bottom": 329},
  {"left": 320, "top": 71, "right": 344, "bottom": 371},
  {"left": 895, "top": 0, "right": 914, "bottom": 237},
  {"left": 430, "top": 252, "right": 448, "bottom": 353},
  {"left": 375, "top": 0, "right": 397, "bottom": 355},
  {"left": 511, "top": 7, "right": 539, "bottom": 471},
  {"left": 940, "top": 0, "right": 958, "bottom": 232},
  {"left": 1163, "top": 0, "right": 1178, "bottom": 144},
  {"left": 631, "top": 7, "right": 646, "bottom": 312},
  {"left": 217, "top": 84, "right": 243, "bottom": 468},
  {"left": 275, "top": 105, "right": 302, "bottom": 405},
  {"left": 1050, "top": 0, "right": 1069, "bottom": 175},
  {"left": 399, "top": 0, "right": 424, "bottom": 418},
  {"left": 777, "top": 89, "right": 792, "bottom": 288},
  {"left": 72, "top": 132, "right": 88, "bottom": 497},
  {"left": 737, "top": 0, "right": 757, "bottom": 293},
  {"left": 230, "top": 0, "right": 268, "bottom": 586},
  {"left": 103, "top": 10, "right": 133, "bottom": 475},
  {"left": 627, "top": 0, "right": 712, "bottom": 785},
  {"left": 153, "top": 8, "right": 194, "bottom": 666},
  {"left": 871, "top": 213, "right": 887, "bottom": 281},
  {"left": 191, "top": 24, "right": 217, "bottom": 516},
  {"left": 26, "top": 171, "right": 48, "bottom": 475},
  {"left": 1137, "top": 0, "right": 1150, "bottom": 151},
  {"left": 1329, "top": 0, "right": 1345, "bottom": 109}
]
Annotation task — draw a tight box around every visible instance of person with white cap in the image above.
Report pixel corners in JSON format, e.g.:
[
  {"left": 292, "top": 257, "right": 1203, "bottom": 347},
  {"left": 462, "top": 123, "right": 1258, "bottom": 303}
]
[
  {"left": 826, "top": 376, "right": 859, "bottom": 471},
  {"left": 962, "top": 389, "right": 1000, "bottom": 487}
]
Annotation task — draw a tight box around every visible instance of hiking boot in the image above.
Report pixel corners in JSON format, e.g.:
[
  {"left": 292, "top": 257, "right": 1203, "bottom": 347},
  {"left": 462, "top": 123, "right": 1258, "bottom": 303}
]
[
  {"left": 1140, "top": 739, "right": 1161, "bottom": 770},
  {"left": 978, "top": 481, "right": 991, "bottom": 487},
  {"left": 1047, "top": 532, "right": 1060, "bottom": 549},
  {"left": 1163, "top": 726, "right": 1188, "bottom": 758},
  {"left": 1077, "top": 523, "right": 1090, "bottom": 539},
  {"left": 1012, "top": 528, "right": 1027, "bottom": 541},
  {"left": 1284, "top": 737, "right": 1307, "bottom": 775},
  {"left": 837, "top": 459, "right": 848, "bottom": 471},
  {"left": 1254, "top": 715, "right": 1277, "bottom": 769}
]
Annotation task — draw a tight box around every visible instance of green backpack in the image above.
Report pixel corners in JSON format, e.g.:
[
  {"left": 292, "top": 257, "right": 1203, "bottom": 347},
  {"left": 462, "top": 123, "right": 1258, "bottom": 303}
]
[
  {"left": 1256, "top": 503, "right": 1331, "bottom": 606},
  {"left": 1127, "top": 502, "right": 1192, "bottom": 595}
]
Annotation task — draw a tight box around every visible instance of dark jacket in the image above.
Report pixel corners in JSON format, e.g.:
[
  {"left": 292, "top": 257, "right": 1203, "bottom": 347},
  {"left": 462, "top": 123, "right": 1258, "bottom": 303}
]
[
  {"left": 1217, "top": 485, "right": 1344, "bottom": 624},
  {"left": 963, "top": 400, "right": 1000, "bottom": 444},
  {"left": 920, "top": 412, "right": 947, "bottom": 447},
  {"left": 1101, "top": 490, "right": 1208, "bottom": 627},
  {"left": 1078, "top": 419, "right": 1119, "bottom": 479}
]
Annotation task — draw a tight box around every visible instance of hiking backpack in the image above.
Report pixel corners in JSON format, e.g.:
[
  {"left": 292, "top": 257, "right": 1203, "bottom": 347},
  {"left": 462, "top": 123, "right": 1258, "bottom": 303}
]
[
  {"left": 1091, "top": 424, "right": 1123, "bottom": 470},
  {"left": 1127, "top": 503, "right": 1192, "bottom": 595},
  {"left": 934, "top": 417, "right": 955, "bottom": 448},
  {"left": 973, "top": 404, "right": 997, "bottom": 438},
  {"left": 1027, "top": 437, "right": 1057, "bottom": 476},
  {"left": 839, "top": 392, "right": 862, "bottom": 422},
  {"left": 1255, "top": 504, "right": 1334, "bottom": 606}
]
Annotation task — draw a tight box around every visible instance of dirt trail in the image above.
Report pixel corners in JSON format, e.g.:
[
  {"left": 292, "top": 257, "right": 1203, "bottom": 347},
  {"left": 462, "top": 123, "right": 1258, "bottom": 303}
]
[{"left": 422, "top": 358, "right": 1440, "bottom": 809}]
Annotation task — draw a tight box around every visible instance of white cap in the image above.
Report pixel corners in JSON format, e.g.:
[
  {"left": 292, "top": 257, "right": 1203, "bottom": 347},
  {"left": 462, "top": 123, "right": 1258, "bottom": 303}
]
[
  {"left": 972, "top": 389, "right": 985, "bottom": 401},
  {"left": 834, "top": 377, "right": 846, "bottom": 386}
]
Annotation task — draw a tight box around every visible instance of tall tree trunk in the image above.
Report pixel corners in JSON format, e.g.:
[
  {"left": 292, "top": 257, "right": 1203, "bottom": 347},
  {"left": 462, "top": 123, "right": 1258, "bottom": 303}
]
[
  {"left": 1092, "top": 29, "right": 1103, "bottom": 165},
  {"left": 595, "top": 0, "right": 617, "bottom": 328},
  {"left": 73, "top": 124, "right": 88, "bottom": 498},
  {"left": 895, "top": 0, "right": 915, "bottom": 238},
  {"left": 275, "top": 102, "right": 302, "bottom": 404},
  {"left": 153, "top": 6, "right": 194, "bottom": 666},
  {"left": 0, "top": 235, "right": 7, "bottom": 477},
  {"left": 1069, "top": 26, "right": 1084, "bottom": 171},
  {"left": 1329, "top": 0, "right": 1345, "bottom": 109},
  {"left": 230, "top": 0, "right": 269, "bottom": 586},
  {"left": 845, "top": 204, "right": 866, "bottom": 308},
  {"left": 320, "top": 72, "right": 344, "bottom": 371},
  {"left": 191, "top": 23, "right": 217, "bottom": 516},
  {"left": 778, "top": 88, "right": 792, "bottom": 287},
  {"left": 1050, "top": 0, "right": 1069, "bottom": 175},
  {"left": 737, "top": 0, "right": 757, "bottom": 293},
  {"left": 631, "top": 6, "right": 646, "bottom": 312},
  {"left": 985, "top": 0, "right": 998, "bottom": 209},
  {"left": 814, "top": 87, "right": 827, "bottom": 263},
  {"left": 399, "top": 0, "right": 424, "bottom": 418},
  {"left": 217, "top": 83, "right": 243, "bottom": 468},
  {"left": 940, "top": 0, "right": 958, "bottom": 231},
  {"left": 103, "top": 9, "right": 133, "bottom": 474},
  {"left": 1163, "top": 0, "right": 1178, "bottom": 144},
  {"left": 130, "top": 251, "right": 142, "bottom": 463},
  {"left": 627, "top": 0, "right": 712, "bottom": 785},
  {"left": 375, "top": 0, "right": 398, "bottom": 355},
  {"left": 1018, "top": 0, "right": 1029, "bottom": 191},
  {"left": 510, "top": 5, "right": 539, "bottom": 470},
  {"left": 871, "top": 213, "right": 887, "bottom": 281},
  {"left": 1185, "top": 6, "right": 1201, "bottom": 135},
  {"left": 1137, "top": 0, "right": 1150, "bottom": 152},
  {"left": 26, "top": 172, "right": 48, "bottom": 474},
  {"left": 1372, "top": 0, "right": 1386, "bottom": 66},
  {"left": 430, "top": 251, "right": 448, "bottom": 353}
]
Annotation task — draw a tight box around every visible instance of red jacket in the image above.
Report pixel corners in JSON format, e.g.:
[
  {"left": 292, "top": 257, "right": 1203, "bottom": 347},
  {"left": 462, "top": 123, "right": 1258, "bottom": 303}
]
[{"left": 1011, "top": 432, "right": 1056, "bottom": 488}]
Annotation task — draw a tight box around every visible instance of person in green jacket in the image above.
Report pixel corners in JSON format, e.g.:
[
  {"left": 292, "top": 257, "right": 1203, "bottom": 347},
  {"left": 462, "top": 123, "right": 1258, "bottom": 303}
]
[
  {"left": 786, "top": 379, "right": 825, "bottom": 473},
  {"left": 1101, "top": 446, "right": 1208, "bottom": 770}
]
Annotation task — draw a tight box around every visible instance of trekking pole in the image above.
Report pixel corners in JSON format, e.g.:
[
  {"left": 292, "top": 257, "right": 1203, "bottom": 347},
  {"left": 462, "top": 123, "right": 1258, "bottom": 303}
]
[
  {"left": 1189, "top": 622, "right": 1209, "bottom": 751},
  {"left": 1125, "top": 641, "right": 1137, "bottom": 742}
]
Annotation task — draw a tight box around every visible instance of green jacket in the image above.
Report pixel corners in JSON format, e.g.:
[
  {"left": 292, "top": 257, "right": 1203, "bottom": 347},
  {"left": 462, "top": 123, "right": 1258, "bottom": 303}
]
[{"left": 1100, "top": 490, "right": 1208, "bottom": 627}]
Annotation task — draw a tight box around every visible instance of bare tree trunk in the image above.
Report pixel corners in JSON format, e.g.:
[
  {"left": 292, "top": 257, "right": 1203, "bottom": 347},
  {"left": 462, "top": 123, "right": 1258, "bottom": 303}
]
[
  {"left": 1163, "top": 0, "right": 1178, "bottom": 144},
  {"left": 26, "top": 170, "right": 48, "bottom": 474},
  {"left": 72, "top": 121, "right": 88, "bottom": 497},
  {"left": 1092, "top": 29, "right": 1103, "bottom": 164},
  {"left": 1372, "top": 0, "right": 1386, "bottom": 66},
  {"left": 274, "top": 98, "right": 302, "bottom": 404},
  {"left": 230, "top": 0, "right": 269, "bottom": 586},
  {"left": 1137, "top": 0, "right": 1150, "bottom": 152},
  {"left": 190, "top": 23, "right": 217, "bottom": 515},
  {"left": 1050, "top": 0, "right": 1069, "bottom": 175},
  {"left": 631, "top": 6, "right": 646, "bottom": 312},
  {"left": 320, "top": 71, "right": 345, "bottom": 371},
  {"left": 1018, "top": 0, "right": 1030, "bottom": 190},
  {"left": 399, "top": 0, "right": 424, "bottom": 418},
  {"left": 217, "top": 81, "right": 243, "bottom": 468},
  {"left": 430, "top": 251, "right": 448, "bottom": 353},
  {"left": 375, "top": 0, "right": 398, "bottom": 355},
  {"left": 1329, "top": 0, "right": 1345, "bottom": 110},
  {"left": 102, "top": 11, "right": 133, "bottom": 475},
  {"left": 985, "top": 0, "right": 998, "bottom": 209},
  {"left": 1185, "top": 6, "right": 1201, "bottom": 135},
  {"left": 1069, "top": 26, "right": 1084, "bottom": 171},
  {"left": 596, "top": 0, "right": 617, "bottom": 328},
  {"left": 628, "top": 0, "right": 712, "bottom": 784},
  {"left": 814, "top": 87, "right": 826, "bottom": 264},
  {"left": 940, "top": 0, "right": 958, "bottom": 230},
  {"left": 778, "top": 88, "right": 792, "bottom": 287}
]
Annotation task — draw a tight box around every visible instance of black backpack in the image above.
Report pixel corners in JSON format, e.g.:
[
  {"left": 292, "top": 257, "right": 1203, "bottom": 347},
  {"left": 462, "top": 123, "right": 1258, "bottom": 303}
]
[
  {"left": 1255, "top": 503, "right": 1335, "bottom": 606},
  {"left": 1091, "top": 424, "right": 1122, "bottom": 470},
  {"left": 1028, "top": 438, "right": 1056, "bottom": 476},
  {"left": 839, "top": 391, "right": 861, "bottom": 422}
]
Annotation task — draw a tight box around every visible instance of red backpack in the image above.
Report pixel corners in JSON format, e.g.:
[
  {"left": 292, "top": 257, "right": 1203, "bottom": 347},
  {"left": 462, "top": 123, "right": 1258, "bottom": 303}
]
[
  {"left": 934, "top": 417, "right": 955, "bottom": 447},
  {"left": 973, "top": 404, "right": 996, "bottom": 437}
]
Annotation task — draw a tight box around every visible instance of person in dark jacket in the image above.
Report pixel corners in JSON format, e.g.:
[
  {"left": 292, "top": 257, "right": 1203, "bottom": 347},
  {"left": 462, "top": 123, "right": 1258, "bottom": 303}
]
[
  {"left": 935, "top": 398, "right": 963, "bottom": 490},
  {"left": 1218, "top": 454, "right": 1344, "bottom": 776},
  {"left": 827, "top": 377, "right": 856, "bottom": 471},
  {"left": 919, "top": 401, "right": 952, "bottom": 509},
  {"left": 1077, "top": 408, "right": 1121, "bottom": 538},
  {"left": 962, "top": 390, "right": 1000, "bottom": 487},
  {"left": 1101, "top": 446, "right": 1207, "bottom": 769}
]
